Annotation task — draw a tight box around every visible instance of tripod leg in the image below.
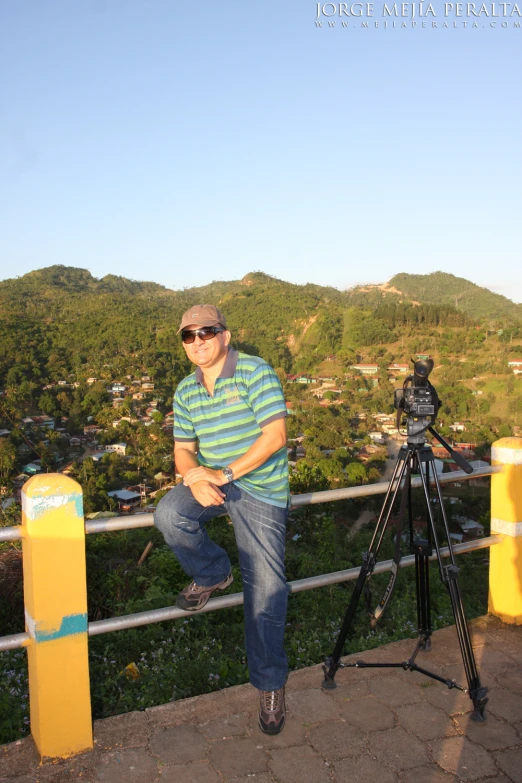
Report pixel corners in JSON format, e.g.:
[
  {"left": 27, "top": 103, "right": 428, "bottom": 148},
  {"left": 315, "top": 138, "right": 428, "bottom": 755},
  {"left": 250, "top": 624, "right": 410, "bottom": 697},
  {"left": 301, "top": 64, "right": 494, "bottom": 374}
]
[
  {"left": 415, "top": 455, "right": 432, "bottom": 650},
  {"left": 414, "top": 543, "right": 432, "bottom": 651},
  {"left": 322, "top": 449, "right": 412, "bottom": 688},
  {"left": 322, "top": 553, "right": 373, "bottom": 689},
  {"left": 420, "top": 462, "right": 488, "bottom": 721}
]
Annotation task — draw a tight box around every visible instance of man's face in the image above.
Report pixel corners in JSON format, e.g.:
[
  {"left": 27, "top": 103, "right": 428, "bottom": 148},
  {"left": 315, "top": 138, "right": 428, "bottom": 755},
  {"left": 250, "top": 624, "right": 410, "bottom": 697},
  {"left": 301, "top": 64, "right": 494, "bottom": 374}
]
[{"left": 182, "top": 323, "right": 230, "bottom": 370}]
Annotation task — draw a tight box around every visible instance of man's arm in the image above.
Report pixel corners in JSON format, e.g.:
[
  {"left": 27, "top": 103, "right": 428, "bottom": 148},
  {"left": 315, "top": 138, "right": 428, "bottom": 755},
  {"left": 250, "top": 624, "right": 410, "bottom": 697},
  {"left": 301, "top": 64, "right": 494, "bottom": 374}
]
[
  {"left": 182, "top": 417, "right": 287, "bottom": 488},
  {"left": 174, "top": 441, "right": 226, "bottom": 506}
]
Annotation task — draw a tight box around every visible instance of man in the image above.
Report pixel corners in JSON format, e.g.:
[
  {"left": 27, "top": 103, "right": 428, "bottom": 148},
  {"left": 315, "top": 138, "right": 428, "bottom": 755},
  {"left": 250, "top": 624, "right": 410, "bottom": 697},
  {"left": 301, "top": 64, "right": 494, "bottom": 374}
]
[{"left": 154, "top": 304, "right": 290, "bottom": 735}]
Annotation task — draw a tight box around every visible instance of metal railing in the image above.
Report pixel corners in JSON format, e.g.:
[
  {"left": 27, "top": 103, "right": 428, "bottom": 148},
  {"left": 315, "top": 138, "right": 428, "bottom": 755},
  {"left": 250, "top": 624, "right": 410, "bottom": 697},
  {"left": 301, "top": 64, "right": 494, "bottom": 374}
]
[
  {"left": 0, "top": 464, "right": 501, "bottom": 542},
  {"left": 0, "top": 463, "right": 502, "bottom": 653}
]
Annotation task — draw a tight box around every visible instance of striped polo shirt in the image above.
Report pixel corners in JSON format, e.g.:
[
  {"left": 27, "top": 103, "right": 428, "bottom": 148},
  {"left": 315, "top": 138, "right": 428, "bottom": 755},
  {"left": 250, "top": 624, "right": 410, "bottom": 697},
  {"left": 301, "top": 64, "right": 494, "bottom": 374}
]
[{"left": 173, "top": 349, "right": 289, "bottom": 507}]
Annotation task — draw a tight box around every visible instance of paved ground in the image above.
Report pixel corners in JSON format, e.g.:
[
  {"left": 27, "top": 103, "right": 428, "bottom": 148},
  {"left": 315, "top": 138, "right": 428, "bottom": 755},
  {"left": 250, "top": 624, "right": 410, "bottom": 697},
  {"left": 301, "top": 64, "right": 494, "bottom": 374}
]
[{"left": 1, "top": 615, "right": 521, "bottom": 783}]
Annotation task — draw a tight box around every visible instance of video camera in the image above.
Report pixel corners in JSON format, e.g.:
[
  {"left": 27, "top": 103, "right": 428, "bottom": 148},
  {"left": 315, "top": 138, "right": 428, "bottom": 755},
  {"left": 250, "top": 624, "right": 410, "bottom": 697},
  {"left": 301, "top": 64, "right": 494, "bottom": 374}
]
[{"left": 394, "top": 359, "right": 440, "bottom": 441}]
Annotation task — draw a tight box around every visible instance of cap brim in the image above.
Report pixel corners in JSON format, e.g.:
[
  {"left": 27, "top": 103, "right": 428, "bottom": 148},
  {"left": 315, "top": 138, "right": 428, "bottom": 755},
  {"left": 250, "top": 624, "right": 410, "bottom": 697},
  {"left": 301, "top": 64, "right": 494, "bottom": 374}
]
[{"left": 177, "top": 319, "right": 223, "bottom": 334}]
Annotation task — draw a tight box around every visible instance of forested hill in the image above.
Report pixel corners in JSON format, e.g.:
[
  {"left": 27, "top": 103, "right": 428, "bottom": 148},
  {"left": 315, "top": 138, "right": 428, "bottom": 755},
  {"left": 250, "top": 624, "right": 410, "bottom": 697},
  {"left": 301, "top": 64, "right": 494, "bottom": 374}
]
[
  {"left": 0, "top": 265, "right": 520, "bottom": 391},
  {"left": 348, "top": 272, "right": 522, "bottom": 323}
]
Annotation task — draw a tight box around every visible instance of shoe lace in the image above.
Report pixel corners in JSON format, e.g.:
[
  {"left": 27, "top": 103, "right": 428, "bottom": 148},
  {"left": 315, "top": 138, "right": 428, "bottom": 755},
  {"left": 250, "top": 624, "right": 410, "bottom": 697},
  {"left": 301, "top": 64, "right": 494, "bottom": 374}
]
[
  {"left": 262, "top": 690, "right": 280, "bottom": 712},
  {"left": 189, "top": 582, "right": 205, "bottom": 593}
]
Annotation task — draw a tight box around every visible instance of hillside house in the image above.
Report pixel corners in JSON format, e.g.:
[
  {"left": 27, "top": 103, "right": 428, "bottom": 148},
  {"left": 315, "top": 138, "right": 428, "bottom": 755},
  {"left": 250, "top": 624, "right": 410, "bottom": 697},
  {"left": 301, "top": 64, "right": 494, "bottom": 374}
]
[
  {"left": 31, "top": 415, "right": 55, "bottom": 430},
  {"left": 456, "top": 517, "right": 485, "bottom": 538},
  {"left": 508, "top": 360, "right": 522, "bottom": 367},
  {"left": 449, "top": 422, "right": 466, "bottom": 432},
  {"left": 142, "top": 382, "right": 155, "bottom": 391},
  {"left": 388, "top": 364, "right": 409, "bottom": 373},
  {"left": 104, "top": 442, "right": 127, "bottom": 456},
  {"left": 110, "top": 383, "right": 126, "bottom": 394},
  {"left": 108, "top": 489, "right": 142, "bottom": 510},
  {"left": 22, "top": 462, "right": 42, "bottom": 475},
  {"left": 86, "top": 377, "right": 98, "bottom": 385},
  {"left": 351, "top": 364, "right": 378, "bottom": 375},
  {"left": 416, "top": 354, "right": 431, "bottom": 360}
]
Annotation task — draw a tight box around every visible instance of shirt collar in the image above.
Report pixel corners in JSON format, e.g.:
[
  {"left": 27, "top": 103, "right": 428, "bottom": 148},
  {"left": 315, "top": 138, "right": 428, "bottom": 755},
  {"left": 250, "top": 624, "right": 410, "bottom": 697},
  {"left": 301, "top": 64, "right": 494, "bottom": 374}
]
[{"left": 195, "top": 348, "right": 239, "bottom": 385}]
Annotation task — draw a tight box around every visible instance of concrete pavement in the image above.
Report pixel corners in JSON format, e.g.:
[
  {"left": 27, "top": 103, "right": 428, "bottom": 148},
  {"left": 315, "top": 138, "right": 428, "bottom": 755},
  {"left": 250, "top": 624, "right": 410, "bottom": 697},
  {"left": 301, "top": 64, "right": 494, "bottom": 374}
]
[{"left": 1, "top": 615, "right": 521, "bottom": 782}]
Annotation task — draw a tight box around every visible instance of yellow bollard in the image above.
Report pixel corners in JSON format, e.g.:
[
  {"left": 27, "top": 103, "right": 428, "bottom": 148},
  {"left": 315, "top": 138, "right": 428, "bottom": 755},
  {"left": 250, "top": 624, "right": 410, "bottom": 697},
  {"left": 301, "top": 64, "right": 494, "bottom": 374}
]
[
  {"left": 21, "top": 474, "right": 93, "bottom": 758},
  {"left": 489, "top": 437, "right": 522, "bottom": 625}
]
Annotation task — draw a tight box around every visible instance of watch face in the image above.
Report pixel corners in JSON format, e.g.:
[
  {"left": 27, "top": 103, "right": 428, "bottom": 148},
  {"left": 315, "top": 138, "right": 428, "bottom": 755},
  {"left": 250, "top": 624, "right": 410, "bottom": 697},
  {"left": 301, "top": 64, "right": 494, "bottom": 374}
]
[{"left": 223, "top": 467, "right": 233, "bottom": 481}]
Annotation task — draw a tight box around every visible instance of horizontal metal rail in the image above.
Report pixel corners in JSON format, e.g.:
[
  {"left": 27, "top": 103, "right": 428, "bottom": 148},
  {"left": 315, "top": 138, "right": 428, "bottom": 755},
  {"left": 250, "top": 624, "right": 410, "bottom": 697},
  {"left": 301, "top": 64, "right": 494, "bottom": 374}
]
[
  {"left": 0, "top": 534, "right": 502, "bottom": 652},
  {"left": 0, "top": 464, "right": 501, "bottom": 542}
]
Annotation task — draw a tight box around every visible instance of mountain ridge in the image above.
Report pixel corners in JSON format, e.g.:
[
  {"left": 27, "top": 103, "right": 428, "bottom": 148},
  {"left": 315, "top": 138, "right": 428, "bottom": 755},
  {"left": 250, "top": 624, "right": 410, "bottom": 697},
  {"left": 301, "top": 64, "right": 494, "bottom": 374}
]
[{"left": 2, "top": 266, "right": 520, "bottom": 323}]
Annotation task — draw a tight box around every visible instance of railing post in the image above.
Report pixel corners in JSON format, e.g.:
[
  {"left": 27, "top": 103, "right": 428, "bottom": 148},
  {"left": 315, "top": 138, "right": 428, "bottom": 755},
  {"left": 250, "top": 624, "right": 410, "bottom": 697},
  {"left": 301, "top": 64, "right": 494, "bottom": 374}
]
[
  {"left": 489, "top": 437, "right": 522, "bottom": 625},
  {"left": 21, "top": 474, "right": 93, "bottom": 757}
]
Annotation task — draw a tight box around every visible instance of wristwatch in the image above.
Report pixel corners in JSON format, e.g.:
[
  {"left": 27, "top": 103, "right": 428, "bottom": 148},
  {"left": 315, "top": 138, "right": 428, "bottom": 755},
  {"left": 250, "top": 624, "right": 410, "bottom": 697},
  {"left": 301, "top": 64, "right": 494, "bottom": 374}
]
[{"left": 221, "top": 467, "right": 234, "bottom": 483}]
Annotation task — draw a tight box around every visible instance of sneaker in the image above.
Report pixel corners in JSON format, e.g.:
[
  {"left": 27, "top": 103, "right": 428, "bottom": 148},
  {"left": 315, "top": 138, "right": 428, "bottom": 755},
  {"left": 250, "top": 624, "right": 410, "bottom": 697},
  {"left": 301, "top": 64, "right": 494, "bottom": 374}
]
[
  {"left": 175, "top": 572, "right": 233, "bottom": 612},
  {"left": 258, "top": 687, "right": 286, "bottom": 735}
]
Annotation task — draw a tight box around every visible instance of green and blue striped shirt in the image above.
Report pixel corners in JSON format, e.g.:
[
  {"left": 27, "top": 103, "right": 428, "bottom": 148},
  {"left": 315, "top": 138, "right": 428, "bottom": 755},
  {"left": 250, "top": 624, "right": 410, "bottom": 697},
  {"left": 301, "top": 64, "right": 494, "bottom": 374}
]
[{"left": 173, "top": 349, "right": 289, "bottom": 507}]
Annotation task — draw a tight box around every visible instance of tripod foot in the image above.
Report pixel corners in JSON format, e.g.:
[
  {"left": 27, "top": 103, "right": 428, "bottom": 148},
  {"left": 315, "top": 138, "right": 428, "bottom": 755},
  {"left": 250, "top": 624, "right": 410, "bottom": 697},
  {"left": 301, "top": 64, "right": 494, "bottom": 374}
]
[
  {"left": 321, "top": 661, "right": 338, "bottom": 690},
  {"left": 470, "top": 707, "right": 487, "bottom": 723},
  {"left": 322, "top": 677, "right": 337, "bottom": 690},
  {"left": 470, "top": 687, "right": 488, "bottom": 722}
]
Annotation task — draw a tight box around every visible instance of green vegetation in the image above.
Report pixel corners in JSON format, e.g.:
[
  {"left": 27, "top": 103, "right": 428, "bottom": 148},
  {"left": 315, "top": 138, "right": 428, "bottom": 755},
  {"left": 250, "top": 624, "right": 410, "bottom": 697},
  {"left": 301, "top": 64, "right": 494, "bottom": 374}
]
[
  {"left": 0, "top": 265, "right": 519, "bottom": 744},
  {"left": 388, "top": 272, "right": 522, "bottom": 323}
]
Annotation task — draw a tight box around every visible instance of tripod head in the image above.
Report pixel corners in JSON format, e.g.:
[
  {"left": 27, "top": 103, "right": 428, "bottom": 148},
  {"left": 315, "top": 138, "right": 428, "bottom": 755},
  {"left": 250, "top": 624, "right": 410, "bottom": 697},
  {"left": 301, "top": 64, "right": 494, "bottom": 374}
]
[
  {"left": 394, "top": 358, "right": 440, "bottom": 445},
  {"left": 393, "top": 360, "right": 473, "bottom": 472}
]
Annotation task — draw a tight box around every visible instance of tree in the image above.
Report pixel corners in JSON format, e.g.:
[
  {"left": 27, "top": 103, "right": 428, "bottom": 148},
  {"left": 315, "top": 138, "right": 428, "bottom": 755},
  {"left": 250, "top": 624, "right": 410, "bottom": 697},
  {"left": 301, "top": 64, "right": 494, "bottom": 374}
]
[
  {"left": 0, "top": 439, "right": 16, "bottom": 480},
  {"left": 38, "top": 392, "right": 59, "bottom": 417},
  {"left": 289, "top": 462, "right": 329, "bottom": 494},
  {"left": 345, "top": 462, "right": 367, "bottom": 486}
]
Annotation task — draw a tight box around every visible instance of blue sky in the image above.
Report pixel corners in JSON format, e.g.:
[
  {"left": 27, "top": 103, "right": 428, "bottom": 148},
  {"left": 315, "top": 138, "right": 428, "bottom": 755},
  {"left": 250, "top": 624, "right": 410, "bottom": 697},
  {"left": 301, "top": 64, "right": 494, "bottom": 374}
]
[{"left": 1, "top": 1, "right": 521, "bottom": 301}]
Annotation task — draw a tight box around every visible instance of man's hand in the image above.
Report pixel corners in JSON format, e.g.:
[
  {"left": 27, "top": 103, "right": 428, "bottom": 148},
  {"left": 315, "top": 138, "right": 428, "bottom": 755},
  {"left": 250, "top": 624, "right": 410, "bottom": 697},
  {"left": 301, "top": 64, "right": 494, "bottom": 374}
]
[
  {"left": 184, "top": 466, "right": 225, "bottom": 487},
  {"left": 189, "top": 480, "right": 226, "bottom": 507}
]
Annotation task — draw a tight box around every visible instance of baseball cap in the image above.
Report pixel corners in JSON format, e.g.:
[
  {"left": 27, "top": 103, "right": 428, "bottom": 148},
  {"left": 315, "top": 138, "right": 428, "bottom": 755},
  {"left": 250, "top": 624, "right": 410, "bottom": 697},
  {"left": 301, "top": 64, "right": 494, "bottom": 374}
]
[{"left": 177, "top": 304, "right": 227, "bottom": 333}]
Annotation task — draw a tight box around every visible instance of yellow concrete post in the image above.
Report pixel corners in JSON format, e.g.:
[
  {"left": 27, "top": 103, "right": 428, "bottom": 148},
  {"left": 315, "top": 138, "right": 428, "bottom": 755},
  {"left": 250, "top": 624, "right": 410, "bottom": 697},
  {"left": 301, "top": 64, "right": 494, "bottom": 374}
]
[
  {"left": 489, "top": 437, "right": 522, "bottom": 625},
  {"left": 21, "top": 474, "right": 93, "bottom": 758}
]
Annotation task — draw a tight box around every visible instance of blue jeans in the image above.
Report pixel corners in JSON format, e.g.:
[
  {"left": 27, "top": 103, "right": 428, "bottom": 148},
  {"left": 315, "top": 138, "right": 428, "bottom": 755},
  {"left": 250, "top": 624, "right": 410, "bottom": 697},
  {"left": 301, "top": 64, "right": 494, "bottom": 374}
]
[{"left": 154, "top": 481, "right": 289, "bottom": 691}]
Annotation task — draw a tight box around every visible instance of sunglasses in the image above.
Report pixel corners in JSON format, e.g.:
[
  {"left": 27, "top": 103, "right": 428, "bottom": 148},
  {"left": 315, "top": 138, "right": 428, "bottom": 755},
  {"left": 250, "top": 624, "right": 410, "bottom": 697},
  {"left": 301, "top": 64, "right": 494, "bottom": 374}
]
[{"left": 181, "top": 325, "right": 225, "bottom": 345}]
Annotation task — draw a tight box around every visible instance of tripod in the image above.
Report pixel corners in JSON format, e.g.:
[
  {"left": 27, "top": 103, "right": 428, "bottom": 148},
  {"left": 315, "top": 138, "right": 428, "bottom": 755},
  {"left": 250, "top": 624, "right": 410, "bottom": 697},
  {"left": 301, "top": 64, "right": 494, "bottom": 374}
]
[{"left": 321, "top": 425, "right": 488, "bottom": 722}]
